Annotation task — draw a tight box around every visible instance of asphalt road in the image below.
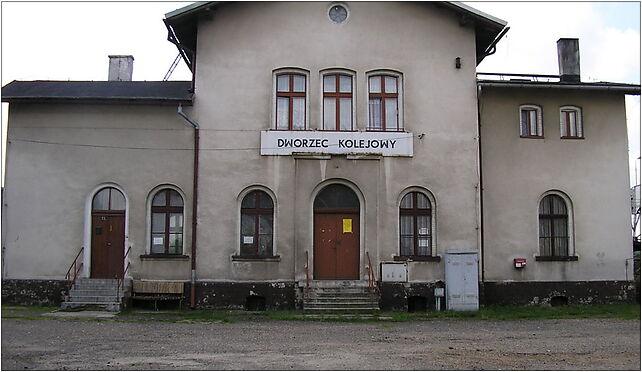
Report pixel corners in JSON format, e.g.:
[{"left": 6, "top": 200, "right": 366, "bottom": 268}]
[{"left": 1, "top": 317, "right": 640, "bottom": 370}]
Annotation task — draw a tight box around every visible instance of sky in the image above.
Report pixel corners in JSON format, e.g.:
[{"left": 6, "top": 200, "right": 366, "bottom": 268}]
[{"left": 1, "top": 1, "right": 640, "bottom": 187}]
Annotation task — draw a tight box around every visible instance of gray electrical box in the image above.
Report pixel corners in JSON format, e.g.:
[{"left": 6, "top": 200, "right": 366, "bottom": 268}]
[
  {"left": 381, "top": 262, "right": 407, "bottom": 282},
  {"left": 445, "top": 249, "right": 479, "bottom": 311}
]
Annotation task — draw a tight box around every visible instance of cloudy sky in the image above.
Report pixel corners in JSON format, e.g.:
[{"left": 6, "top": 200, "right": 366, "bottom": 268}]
[{"left": 1, "top": 1, "right": 640, "bottom": 185}]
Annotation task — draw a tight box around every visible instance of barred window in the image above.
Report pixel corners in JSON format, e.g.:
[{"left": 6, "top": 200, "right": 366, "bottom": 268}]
[
  {"left": 538, "top": 194, "right": 569, "bottom": 257},
  {"left": 399, "top": 192, "right": 433, "bottom": 256}
]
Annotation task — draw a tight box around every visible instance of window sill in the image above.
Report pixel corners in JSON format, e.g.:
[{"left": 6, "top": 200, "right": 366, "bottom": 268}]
[
  {"left": 560, "top": 136, "right": 584, "bottom": 140},
  {"left": 535, "top": 256, "right": 578, "bottom": 262},
  {"left": 232, "top": 255, "right": 281, "bottom": 262},
  {"left": 393, "top": 255, "right": 441, "bottom": 262},
  {"left": 140, "top": 254, "right": 190, "bottom": 261},
  {"left": 520, "top": 135, "right": 544, "bottom": 139},
  {"left": 292, "top": 153, "right": 332, "bottom": 160}
]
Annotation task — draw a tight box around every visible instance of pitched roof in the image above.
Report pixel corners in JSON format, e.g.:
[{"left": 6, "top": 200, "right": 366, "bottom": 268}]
[
  {"left": 163, "top": 2, "right": 508, "bottom": 69},
  {"left": 1, "top": 81, "right": 194, "bottom": 104}
]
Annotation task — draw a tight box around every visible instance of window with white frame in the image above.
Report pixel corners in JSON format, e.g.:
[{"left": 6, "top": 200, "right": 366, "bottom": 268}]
[
  {"left": 519, "top": 104, "right": 543, "bottom": 138},
  {"left": 275, "top": 72, "right": 307, "bottom": 130},
  {"left": 368, "top": 73, "right": 402, "bottom": 131},
  {"left": 323, "top": 73, "right": 353, "bottom": 131},
  {"left": 560, "top": 106, "right": 583, "bottom": 138}
]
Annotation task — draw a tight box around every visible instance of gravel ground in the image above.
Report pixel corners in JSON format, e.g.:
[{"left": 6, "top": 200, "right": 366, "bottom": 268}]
[{"left": 1, "top": 317, "right": 640, "bottom": 370}]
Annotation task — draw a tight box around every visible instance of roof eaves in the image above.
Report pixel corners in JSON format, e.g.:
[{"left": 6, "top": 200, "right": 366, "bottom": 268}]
[
  {"left": 164, "top": 1, "right": 214, "bottom": 20},
  {"left": 445, "top": 2, "right": 508, "bottom": 27},
  {"left": 477, "top": 80, "right": 641, "bottom": 95}
]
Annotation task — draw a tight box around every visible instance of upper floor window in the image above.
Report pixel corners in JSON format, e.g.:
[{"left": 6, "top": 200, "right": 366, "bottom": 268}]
[
  {"left": 151, "top": 189, "right": 184, "bottom": 255},
  {"left": 560, "top": 106, "right": 583, "bottom": 139},
  {"left": 399, "top": 191, "right": 434, "bottom": 257},
  {"left": 276, "top": 73, "right": 306, "bottom": 130},
  {"left": 240, "top": 190, "right": 274, "bottom": 257},
  {"left": 519, "top": 104, "right": 543, "bottom": 138},
  {"left": 323, "top": 74, "right": 353, "bottom": 131},
  {"left": 368, "top": 74, "right": 402, "bottom": 131}
]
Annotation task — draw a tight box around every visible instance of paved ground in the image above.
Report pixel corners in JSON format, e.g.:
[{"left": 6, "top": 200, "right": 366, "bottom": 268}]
[{"left": 1, "top": 316, "right": 640, "bottom": 370}]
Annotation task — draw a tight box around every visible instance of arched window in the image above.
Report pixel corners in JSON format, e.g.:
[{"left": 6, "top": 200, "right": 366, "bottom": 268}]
[
  {"left": 399, "top": 191, "right": 433, "bottom": 257},
  {"left": 151, "top": 189, "right": 184, "bottom": 255},
  {"left": 92, "top": 187, "right": 125, "bottom": 212},
  {"left": 560, "top": 106, "right": 583, "bottom": 139},
  {"left": 538, "top": 194, "right": 569, "bottom": 257},
  {"left": 240, "top": 190, "right": 274, "bottom": 257}
]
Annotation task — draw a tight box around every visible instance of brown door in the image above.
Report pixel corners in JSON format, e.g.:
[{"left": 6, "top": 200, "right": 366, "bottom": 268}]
[
  {"left": 314, "top": 213, "right": 359, "bottom": 280},
  {"left": 91, "top": 213, "right": 125, "bottom": 279}
]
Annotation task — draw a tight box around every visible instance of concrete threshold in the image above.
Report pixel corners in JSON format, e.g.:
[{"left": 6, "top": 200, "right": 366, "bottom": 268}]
[{"left": 43, "top": 311, "right": 116, "bottom": 319}]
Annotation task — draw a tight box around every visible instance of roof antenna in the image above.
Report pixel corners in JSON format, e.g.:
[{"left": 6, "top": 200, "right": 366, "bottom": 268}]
[{"left": 163, "top": 53, "right": 182, "bottom": 81}]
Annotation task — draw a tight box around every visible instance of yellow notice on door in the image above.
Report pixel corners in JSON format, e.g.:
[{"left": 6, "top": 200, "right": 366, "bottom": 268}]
[{"left": 342, "top": 218, "right": 352, "bottom": 233}]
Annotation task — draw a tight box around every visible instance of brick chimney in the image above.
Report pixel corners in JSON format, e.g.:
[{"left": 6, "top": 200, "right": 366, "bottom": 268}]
[
  {"left": 557, "top": 38, "right": 580, "bottom": 83},
  {"left": 108, "top": 55, "right": 134, "bottom": 81}
]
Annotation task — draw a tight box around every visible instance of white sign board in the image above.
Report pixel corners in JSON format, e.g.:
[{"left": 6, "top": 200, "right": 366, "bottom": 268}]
[{"left": 260, "top": 131, "right": 413, "bottom": 157}]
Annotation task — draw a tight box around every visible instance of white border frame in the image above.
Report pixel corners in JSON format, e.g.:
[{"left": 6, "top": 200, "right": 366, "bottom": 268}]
[
  {"left": 518, "top": 104, "right": 543, "bottom": 137},
  {"left": 397, "top": 186, "right": 438, "bottom": 257},
  {"left": 536, "top": 190, "right": 576, "bottom": 257},
  {"left": 236, "top": 185, "right": 279, "bottom": 257},
  {"left": 146, "top": 184, "right": 188, "bottom": 255},
  {"left": 271, "top": 67, "right": 311, "bottom": 131},
  {"left": 365, "top": 69, "right": 404, "bottom": 132},
  {"left": 309, "top": 178, "right": 366, "bottom": 280},
  {"left": 82, "top": 183, "right": 129, "bottom": 278},
  {"left": 319, "top": 68, "right": 357, "bottom": 131},
  {"left": 559, "top": 105, "right": 583, "bottom": 138}
]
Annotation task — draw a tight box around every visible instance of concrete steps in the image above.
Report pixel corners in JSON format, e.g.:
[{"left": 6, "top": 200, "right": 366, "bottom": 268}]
[
  {"left": 303, "top": 281, "right": 380, "bottom": 313},
  {"left": 61, "top": 278, "right": 125, "bottom": 312}
]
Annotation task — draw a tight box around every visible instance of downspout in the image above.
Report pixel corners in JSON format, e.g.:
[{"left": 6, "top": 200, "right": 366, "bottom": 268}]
[
  {"left": 476, "top": 85, "right": 485, "bottom": 283},
  {"left": 177, "top": 104, "right": 199, "bottom": 309}
]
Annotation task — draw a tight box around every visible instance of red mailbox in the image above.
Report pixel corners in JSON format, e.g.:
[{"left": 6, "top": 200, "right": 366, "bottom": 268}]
[{"left": 514, "top": 258, "right": 526, "bottom": 269}]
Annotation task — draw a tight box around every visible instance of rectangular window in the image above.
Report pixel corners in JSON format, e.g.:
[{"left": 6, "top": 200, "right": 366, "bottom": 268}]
[
  {"left": 368, "top": 75, "right": 401, "bottom": 131},
  {"left": 323, "top": 74, "right": 353, "bottom": 131},
  {"left": 560, "top": 107, "right": 583, "bottom": 138},
  {"left": 519, "top": 105, "right": 543, "bottom": 138},
  {"left": 275, "top": 74, "right": 306, "bottom": 130}
]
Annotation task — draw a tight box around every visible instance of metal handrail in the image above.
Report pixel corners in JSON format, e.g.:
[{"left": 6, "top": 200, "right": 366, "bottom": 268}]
[
  {"left": 116, "top": 246, "right": 132, "bottom": 300},
  {"left": 65, "top": 247, "right": 84, "bottom": 288},
  {"left": 304, "top": 250, "right": 310, "bottom": 289},
  {"left": 366, "top": 251, "right": 377, "bottom": 291}
]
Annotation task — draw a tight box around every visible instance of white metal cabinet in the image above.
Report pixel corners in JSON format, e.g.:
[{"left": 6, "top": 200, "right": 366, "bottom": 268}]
[{"left": 445, "top": 250, "right": 479, "bottom": 311}]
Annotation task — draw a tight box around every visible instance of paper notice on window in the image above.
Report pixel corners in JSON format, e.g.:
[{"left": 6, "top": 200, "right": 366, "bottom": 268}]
[
  {"left": 418, "top": 238, "right": 429, "bottom": 247},
  {"left": 153, "top": 237, "right": 163, "bottom": 245},
  {"left": 419, "top": 227, "right": 429, "bottom": 235},
  {"left": 342, "top": 219, "right": 352, "bottom": 233},
  {"left": 243, "top": 236, "right": 254, "bottom": 244}
]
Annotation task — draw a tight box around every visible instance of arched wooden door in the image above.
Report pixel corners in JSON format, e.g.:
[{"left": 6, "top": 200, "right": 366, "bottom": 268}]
[
  {"left": 90, "top": 187, "right": 125, "bottom": 279},
  {"left": 314, "top": 184, "right": 360, "bottom": 280}
]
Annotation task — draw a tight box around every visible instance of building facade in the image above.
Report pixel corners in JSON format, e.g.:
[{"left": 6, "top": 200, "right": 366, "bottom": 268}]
[{"left": 2, "top": 2, "right": 639, "bottom": 310}]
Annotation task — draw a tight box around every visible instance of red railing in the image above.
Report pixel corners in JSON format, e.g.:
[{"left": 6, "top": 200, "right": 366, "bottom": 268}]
[
  {"left": 366, "top": 251, "right": 377, "bottom": 291},
  {"left": 304, "top": 250, "right": 310, "bottom": 290},
  {"left": 116, "top": 246, "right": 132, "bottom": 300},
  {"left": 65, "top": 247, "right": 84, "bottom": 288}
]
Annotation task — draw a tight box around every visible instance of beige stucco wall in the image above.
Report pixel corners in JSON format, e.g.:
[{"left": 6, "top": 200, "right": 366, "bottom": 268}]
[
  {"left": 190, "top": 1, "right": 481, "bottom": 282},
  {"left": 3, "top": 103, "right": 194, "bottom": 280},
  {"left": 480, "top": 87, "right": 632, "bottom": 281}
]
